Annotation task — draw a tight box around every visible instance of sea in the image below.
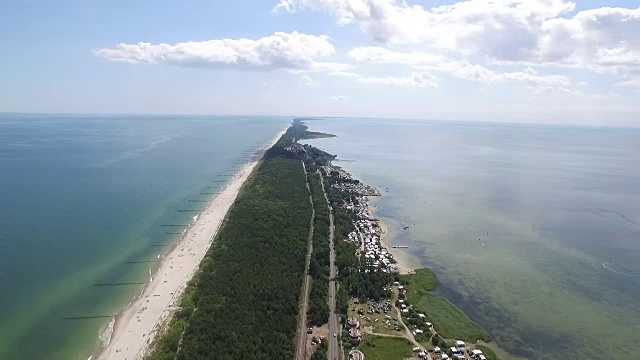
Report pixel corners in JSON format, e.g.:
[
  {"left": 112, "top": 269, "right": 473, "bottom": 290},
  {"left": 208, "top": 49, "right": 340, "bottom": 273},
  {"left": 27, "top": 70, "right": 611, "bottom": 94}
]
[
  {"left": 0, "top": 114, "right": 291, "bottom": 360},
  {"left": 302, "top": 118, "right": 640, "bottom": 360}
]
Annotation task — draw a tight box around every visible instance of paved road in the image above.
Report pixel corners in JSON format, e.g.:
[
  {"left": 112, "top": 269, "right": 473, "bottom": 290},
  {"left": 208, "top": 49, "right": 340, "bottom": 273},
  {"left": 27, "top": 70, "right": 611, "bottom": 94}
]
[
  {"left": 319, "top": 171, "right": 339, "bottom": 360},
  {"left": 295, "top": 161, "right": 315, "bottom": 360}
]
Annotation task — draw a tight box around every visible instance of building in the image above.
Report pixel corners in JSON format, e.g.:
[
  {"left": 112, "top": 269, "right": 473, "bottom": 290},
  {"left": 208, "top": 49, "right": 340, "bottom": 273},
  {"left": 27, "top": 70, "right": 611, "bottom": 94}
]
[
  {"left": 346, "top": 316, "right": 360, "bottom": 329},
  {"left": 348, "top": 328, "right": 362, "bottom": 345},
  {"left": 349, "top": 350, "right": 365, "bottom": 360}
]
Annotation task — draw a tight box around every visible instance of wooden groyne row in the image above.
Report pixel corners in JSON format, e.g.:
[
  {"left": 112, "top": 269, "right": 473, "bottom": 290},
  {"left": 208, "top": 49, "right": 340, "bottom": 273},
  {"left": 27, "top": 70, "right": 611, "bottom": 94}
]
[
  {"left": 64, "top": 315, "right": 116, "bottom": 320},
  {"left": 63, "top": 160, "right": 261, "bottom": 322},
  {"left": 94, "top": 282, "right": 145, "bottom": 287}
]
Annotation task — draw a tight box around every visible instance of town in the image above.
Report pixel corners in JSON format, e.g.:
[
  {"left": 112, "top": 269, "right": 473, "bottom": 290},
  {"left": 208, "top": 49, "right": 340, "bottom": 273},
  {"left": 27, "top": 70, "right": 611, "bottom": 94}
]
[
  {"left": 324, "top": 161, "right": 494, "bottom": 360},
  {"left": 287, "top": 138, "right": 498, "bottom": 360}
]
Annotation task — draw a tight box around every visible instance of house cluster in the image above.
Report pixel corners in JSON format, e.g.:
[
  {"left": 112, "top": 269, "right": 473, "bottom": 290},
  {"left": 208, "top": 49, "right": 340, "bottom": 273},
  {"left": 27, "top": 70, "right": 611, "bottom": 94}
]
[
  {"left": 396, "top": 284, "right": 433, "bottom": 337},
  {"left": 413, "top": 346, "right": 429, "bottom": 359},
  {"left": 332, "top": 180, "right": 380, "bottom": 197},
  {"left": 330, "top": 171, "right": 399, "bottom": 274},
  {"left": 356, "top": 217, "right": 399, "bottom": 273},
  {"left": 439, "top": 341, "right": 487, "bottom": 360},
  {"left": 348, "top": 349, "right": 365, "bottom": 360},
  {"left": 284, "top": 143, "right": 306, "bottom": 157},
  {"left": 346, "top": 316, "right": 362, "bottom": 345}
]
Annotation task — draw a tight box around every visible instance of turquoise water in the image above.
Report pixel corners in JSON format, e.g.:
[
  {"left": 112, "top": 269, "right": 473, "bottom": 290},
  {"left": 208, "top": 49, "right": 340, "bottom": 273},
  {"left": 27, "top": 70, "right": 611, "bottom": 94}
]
[
  {"left": 303, "top": 118, "right": 640, "bottom": 359},
  {"left": 0, "top": 114, "right": 290, "bottom": 360}
]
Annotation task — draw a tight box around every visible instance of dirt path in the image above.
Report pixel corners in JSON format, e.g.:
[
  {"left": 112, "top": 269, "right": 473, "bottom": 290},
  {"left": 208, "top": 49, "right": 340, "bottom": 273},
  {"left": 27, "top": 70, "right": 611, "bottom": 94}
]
[
  {"left": 295, "top": 161, "right": 315, "bottom": 360},
  {"left": 391, "top": 290, "right": 424, "bottom": 350},
  {"left": 362, "top": 328, "right": 406, "bottom": 339}
]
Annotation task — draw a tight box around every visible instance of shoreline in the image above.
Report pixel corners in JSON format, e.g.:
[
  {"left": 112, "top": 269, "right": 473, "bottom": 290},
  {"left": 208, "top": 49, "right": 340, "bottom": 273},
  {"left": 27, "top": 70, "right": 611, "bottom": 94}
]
[
  {"left": 367, "top": 197, "right": 415, "bottom": 276},
  {"left": 95, "top": 128, "right": 287, "bottom": 360}
]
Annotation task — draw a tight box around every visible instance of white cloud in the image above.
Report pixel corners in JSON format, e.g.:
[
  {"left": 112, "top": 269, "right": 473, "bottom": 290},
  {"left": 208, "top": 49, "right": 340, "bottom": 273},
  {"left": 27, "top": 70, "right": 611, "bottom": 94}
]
[
  {"left": 275, "top": 0, "right": 575, "bottom": 47},
  {"left": 348, "top": 46, "right": 443, "bottom": 65},
  {"left": 94, "top": 31, "right": 348, "bottom": 73},
  {"left": 439, "top": 64, "right": 571, "bottom": 91},
  {"left": 350, "top": 46, "right": 571, "bottom": 92},
  {"left": 327, "top": 95, "right": 347, "bottom": 100},
  {"left": 615, "top": 78, "right": 640, "bottom": 88},
  {"left": 357, "top": 72, "right": 438, "bottom": 88},
  {"left": 327, "top": 71, "right": 360, "bottom": 78},
  {"left": 302, "top": 75, "right": 316, "bottom": 85},
  {"left": 276, "top": 0, "right": 640, "bottom": 75}
]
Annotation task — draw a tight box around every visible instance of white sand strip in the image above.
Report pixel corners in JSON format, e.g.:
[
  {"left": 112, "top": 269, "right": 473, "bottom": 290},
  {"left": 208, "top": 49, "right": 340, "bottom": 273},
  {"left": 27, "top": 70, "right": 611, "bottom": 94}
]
[
  {"left": 369, "top": 198, "right": 415, "bottom": 275},
  {"left": 96, "top": 129, "right": 287, "bottom": 360}
]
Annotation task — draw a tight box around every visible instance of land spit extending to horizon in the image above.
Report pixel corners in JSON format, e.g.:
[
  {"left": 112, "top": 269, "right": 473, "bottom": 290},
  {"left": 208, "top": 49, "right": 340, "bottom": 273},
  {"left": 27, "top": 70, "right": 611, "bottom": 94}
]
[
  {"left": 139, "top": 120, "right": 508, "bottom": 360},
  {"left": 95, "top": 129, "right": 287, "bottom": 359},
  {"left": 4, "top": 116, "right": 637, "bottom": 359}
]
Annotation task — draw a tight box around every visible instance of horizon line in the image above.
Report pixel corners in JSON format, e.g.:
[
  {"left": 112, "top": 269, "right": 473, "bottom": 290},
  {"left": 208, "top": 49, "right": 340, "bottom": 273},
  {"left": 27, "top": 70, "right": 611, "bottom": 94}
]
[{"left": 0, "top": 111, "right": 638, "bottom": 129}]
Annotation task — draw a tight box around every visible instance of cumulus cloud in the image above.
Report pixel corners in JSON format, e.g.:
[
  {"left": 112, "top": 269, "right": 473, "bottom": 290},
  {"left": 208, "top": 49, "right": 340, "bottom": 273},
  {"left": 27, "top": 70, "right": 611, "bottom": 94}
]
[
  {"left": 357, "top": 72, "right": 438, "bottom": 88},
  {"left": 350, "top": 46, "right": 571, "bottom": 91},
  {"left": 94, "top": 31, "right": 348, "bottom": 73},
  {"left": 327, "top": 95, "right": 347, "bottom": 100},
  {"left": 419, "top": 62, "right": 571, "bottom": 92},
  {"left": 275, "top": 0, "right": 640, "bottom": 74}
]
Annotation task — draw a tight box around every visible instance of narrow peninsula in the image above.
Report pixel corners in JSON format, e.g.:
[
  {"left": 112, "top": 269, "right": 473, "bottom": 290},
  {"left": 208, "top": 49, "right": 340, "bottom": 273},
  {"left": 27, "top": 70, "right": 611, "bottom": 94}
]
[{"left": 146, "top": 120, "right": 505, "bottom": 360}]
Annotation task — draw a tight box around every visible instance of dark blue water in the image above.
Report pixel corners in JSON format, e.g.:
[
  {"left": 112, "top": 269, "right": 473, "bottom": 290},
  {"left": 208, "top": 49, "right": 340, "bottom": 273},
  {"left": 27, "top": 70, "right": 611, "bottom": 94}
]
[
  {"left": 0, "top": 114, "right": 290, "bottom": 359},
  {"left": 303, "top": 118, "right": 640, "bottom": 359}
]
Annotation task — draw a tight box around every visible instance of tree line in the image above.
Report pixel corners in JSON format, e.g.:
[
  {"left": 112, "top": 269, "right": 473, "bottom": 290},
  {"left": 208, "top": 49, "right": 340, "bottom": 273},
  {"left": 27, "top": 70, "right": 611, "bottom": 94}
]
[
  {"left": 306, "top": 169, "right": 330, "bottom": 327},
  {"left": 149, "top": 123, "right": 313, "bottom": 360}
]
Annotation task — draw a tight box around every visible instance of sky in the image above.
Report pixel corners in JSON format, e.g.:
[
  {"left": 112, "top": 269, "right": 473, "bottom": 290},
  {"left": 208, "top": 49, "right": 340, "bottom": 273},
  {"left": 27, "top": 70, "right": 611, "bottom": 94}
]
[{"left": 1, "top": 0, "right": 640, "bottom": 126}]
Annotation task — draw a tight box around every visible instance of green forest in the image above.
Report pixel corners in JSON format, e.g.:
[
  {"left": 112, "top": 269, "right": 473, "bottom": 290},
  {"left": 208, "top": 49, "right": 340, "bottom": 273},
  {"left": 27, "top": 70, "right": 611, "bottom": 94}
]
[
  {"left": 149, "top": 122, "right": 313, "bottom": 359},
  {"left": 149, "top": 121, "right": 398, "bottom": 360},
  {"left": 306, "top": 170, "right": 331, "bottom": 327}
]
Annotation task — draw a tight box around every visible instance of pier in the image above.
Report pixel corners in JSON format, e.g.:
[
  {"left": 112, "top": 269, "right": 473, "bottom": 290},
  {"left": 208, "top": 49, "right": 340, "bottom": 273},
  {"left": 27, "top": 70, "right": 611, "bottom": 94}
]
[{"left": 94, "top": 282, "right": 145, "bottom": 286}]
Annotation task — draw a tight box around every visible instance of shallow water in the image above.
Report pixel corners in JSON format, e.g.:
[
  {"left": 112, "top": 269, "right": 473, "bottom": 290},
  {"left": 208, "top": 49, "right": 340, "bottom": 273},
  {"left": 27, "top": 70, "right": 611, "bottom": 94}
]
[
  {"left": 304, "top": 118, "right": 640, "bottom": 359},
  {"left": 0, "top": 114, "right": 290, "bottom": 359}
]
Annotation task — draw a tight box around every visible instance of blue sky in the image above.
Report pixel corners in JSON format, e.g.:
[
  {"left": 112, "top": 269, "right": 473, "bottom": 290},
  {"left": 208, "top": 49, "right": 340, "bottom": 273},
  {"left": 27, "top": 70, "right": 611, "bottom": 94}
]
[{"left": 1, "top": 0, "right": 640, "bottom": 126}]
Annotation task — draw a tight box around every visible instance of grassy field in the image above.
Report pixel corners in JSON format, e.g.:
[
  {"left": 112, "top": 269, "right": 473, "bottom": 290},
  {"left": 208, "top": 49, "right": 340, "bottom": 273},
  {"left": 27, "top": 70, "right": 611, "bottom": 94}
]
[
  {"left": 347, "top": 301, "right": 402, "bottom": 336},
  {"left": 357, "top": 336, "right": 414, "bottom": 360},
  {"left": 401, "top": 268, "right": 490, "bottom": 343},
  {"left": 402, "top": 268, "right": 438, "bottom": 292}
]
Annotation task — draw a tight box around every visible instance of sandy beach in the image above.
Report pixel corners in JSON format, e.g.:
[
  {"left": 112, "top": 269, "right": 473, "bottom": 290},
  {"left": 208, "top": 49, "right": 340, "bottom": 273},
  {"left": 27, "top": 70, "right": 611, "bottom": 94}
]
[
  {"left": 96, "top": 129, "right": 286, "bottom": 360},
  {"left": 368, "top": 198, "right": 415, "bottom": 275}
]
